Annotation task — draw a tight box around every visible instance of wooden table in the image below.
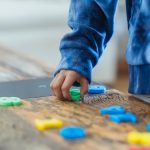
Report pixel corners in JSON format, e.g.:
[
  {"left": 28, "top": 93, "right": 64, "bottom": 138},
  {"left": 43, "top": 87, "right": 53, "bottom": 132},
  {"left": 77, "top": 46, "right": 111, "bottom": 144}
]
[{"left": 0, "top": 46, "right": 150, "bottom": 150}]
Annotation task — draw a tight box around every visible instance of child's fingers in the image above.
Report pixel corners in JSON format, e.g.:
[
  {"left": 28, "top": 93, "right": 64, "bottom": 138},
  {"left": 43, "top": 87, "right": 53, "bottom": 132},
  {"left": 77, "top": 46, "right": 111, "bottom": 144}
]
[
  {"left": 50, "top": 70, "right": 88, "bottom": 101},
  {"left": 80, "top": 78, "right": 89, "bottom": 98},
  {"left": 61, "top": 74, "right": 78, "bottom": 100},
  {"left": 50, "top": 73, "right": 65, "bottom": 99},
  {"left": 50, "top": 76, "right": 57, "bottom": 95}
]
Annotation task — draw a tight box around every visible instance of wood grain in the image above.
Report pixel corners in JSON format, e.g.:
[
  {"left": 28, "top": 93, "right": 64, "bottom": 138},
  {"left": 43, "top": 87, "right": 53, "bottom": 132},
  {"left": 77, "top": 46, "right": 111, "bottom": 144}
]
[{"left": 0, "top": 46, "right": 150, "bottom": 150}]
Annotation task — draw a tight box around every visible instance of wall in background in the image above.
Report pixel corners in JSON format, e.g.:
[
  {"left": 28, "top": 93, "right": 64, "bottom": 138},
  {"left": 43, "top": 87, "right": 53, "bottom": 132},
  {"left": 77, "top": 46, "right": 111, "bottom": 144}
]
[{"left": 0, "top": 0, "right": 128, "bottom": 84}]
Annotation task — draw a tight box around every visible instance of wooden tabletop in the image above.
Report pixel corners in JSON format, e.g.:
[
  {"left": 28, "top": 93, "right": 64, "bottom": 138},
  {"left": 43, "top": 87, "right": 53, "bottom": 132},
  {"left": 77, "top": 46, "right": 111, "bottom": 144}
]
[{"left": 0, "top": 46, "right": 150, "bottom": 150}]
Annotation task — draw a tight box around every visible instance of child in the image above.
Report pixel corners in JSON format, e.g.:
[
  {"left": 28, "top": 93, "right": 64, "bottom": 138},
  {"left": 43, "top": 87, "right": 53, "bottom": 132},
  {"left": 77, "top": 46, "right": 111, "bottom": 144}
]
[{"left": 50, "top": 0, "right": 150, "bottom": 100}]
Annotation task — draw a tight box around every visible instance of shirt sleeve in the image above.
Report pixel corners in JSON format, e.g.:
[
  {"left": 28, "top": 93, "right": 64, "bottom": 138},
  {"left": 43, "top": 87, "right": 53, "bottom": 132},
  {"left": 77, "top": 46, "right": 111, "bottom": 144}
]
[
  {"left": 54, "top": 0, "right": 118, "bottom": 82},
  {"left": 126, "top": 0, "right": 150, "bottom": 94}
]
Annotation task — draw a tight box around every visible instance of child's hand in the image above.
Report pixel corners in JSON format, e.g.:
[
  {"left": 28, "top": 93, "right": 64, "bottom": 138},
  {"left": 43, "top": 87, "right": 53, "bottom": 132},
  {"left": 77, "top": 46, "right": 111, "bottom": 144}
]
[{"left": 50, "top": 70, "right": 89, "bottom": 100}]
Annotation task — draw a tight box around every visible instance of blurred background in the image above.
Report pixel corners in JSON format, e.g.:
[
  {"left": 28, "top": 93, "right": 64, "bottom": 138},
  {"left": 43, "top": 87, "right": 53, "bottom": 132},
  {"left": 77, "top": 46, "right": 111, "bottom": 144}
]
[{"left": 0, "top": 0, "right": 128, "bottom": 93}]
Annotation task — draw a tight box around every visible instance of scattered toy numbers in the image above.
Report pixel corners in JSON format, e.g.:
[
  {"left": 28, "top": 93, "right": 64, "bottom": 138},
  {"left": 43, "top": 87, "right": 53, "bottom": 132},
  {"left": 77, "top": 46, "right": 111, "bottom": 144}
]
[
  {"left": 128, "top": 131, "right": 150, "bottom": 145},
  {"left": 0, "top": 97, "right": 22, "bottom": 106},
  {"left": 109, "top": 112, "right": 137, "bottom": 124},
  {"left": 69, "top": 88, "right": 81, "bottom": 101},
  {"left": 100, "top": 105, "right": 126, "bottom": 115},
  {"left": 35, "top": 118, "right": 63, "bottom": 131},
  {"left": 59, "top": 126, "right": 86, "bottom": 140},
  {"left": 88, "top": 85, "right": 106, "bottom": 94},
  {"left": 146, "top": 124, "right": 150, "bottom": 132},
  {"left": 128, "top": 147, "right": 150, "bottom": 150}
]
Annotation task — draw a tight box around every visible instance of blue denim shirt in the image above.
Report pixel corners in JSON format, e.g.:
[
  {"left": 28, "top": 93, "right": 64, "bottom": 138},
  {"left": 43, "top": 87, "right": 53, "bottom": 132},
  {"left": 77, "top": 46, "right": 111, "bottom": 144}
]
[{"left": 55, "top": 0, "right": 150, "bottom": 94}]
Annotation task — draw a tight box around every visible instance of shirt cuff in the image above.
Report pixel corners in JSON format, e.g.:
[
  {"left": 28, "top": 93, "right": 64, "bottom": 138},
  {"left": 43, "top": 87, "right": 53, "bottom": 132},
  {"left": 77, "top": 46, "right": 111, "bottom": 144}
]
[
  {"left": 128, "top": 65, "right": 150, "bottom": 94},
  {"left": 53, "top": 49, "right": 93, "bottom": 83}
]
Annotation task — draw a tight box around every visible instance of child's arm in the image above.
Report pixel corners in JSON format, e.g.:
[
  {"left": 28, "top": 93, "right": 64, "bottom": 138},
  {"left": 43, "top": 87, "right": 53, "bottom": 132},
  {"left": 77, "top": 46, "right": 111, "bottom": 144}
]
[{"left": 51, "top": 0, "right": 118, "bottom": 100}]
